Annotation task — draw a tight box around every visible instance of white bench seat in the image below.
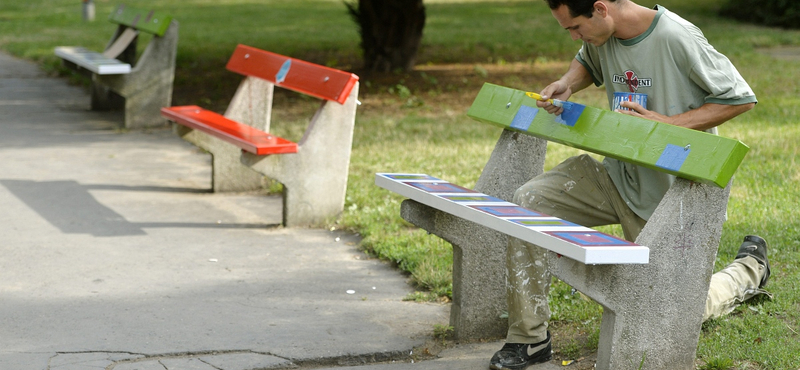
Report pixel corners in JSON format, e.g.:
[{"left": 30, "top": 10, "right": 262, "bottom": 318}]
[
  {"left": 54, "top": 46, "right": 131, "bottom": 75},
  {"left": 376, "top": 173, "right": 649, "bottom": 264}
]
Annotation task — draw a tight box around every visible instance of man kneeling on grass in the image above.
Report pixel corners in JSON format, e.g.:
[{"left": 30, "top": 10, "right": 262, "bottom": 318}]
[{"left": 489, "top": 0, "right": 769, "bottom": 369}]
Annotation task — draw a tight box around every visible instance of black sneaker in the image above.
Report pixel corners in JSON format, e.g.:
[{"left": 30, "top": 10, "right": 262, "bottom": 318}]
[
  {"left": 735, "top": 235, "right": 771, "bottom": 288},
  {"left": 489, "top": 332, "right": 552, "bottom": 370}
]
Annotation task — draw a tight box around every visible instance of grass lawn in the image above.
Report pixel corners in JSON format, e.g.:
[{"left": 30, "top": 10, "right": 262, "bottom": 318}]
[{"left": 2, "top": 0, "right": 799, "bottom": 368}]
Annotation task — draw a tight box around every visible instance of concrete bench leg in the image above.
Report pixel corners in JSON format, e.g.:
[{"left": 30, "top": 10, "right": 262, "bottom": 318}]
[
  {"left": 399, "top": 130, "right": 547, "bottom": 340},
  {"left": 90, "top": 81, "right": 125, "bottom": 111},
  {"left": 176, "top": 76, "right": 274, "bottom": 192},
  {"left": 550, "top": 178, "right": 731, "bottom": 370},
  {"left": 400, "top": 203, "right": 509, "bottom": 339},
  {"left": 95, "top": 20, "right": 179, "bottom": 129},
  {"left": 242, "top": 84, "right": 360, "bottom": 227},
  {"left": 176, "top": 122, "right": 266, "bottom": 192}
]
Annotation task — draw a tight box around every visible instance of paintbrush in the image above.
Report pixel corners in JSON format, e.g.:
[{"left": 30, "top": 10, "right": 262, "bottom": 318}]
[
  {"left": 525, "top": 91, "right": 585, "bottom": 127},
  {"left": 525, "top": 91, "right": 569, "bottom": 108}
]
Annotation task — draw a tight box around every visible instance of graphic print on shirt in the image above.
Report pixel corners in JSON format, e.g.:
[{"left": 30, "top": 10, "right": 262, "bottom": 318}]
[{"left": 612, "top": 69, "right": 652, "bottom": 92}]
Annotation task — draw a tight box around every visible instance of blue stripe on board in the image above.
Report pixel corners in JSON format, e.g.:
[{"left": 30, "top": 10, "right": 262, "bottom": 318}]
[
  {"left": 510, "top": 105, "right": 538, "bottom": 131},
  {"left": 655, "top": 144, "right": 691, "bottom": 172},
  {"left": 554, "top": 102, "right": 585, "bottom": 127}
]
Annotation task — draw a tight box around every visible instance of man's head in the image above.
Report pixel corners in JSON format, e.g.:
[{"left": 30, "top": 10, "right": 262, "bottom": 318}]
[
  {"left": 545, "top": 0, "right": 617, "bottom": 18},
  {"left": 547, "top": 0, "right": 618, "bottom": 46}
]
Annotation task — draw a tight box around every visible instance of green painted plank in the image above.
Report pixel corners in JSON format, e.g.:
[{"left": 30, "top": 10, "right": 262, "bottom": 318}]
[
  {"left": 467, "top": 83, "right": 749, "bottom": 188},
  {"left": 108, "top": 5, "right": 172, "bottom": 36}
]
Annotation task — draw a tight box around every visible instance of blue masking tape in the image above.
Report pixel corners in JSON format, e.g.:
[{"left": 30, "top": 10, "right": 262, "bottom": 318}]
[
  {"left": 554, "top": 102, "right": 585, "bottom": 127},
  {"left": 510, "top": 105, "right": 538, "bottom": 131},
  {"left": 276, "top": 59, "right": 292, "bottom": 84},
  {"left": 656, "top": 144, "right": 691, "bottom": 171}
]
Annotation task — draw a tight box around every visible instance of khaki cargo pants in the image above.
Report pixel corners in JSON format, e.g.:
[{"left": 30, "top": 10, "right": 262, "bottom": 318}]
[{"left": 505, "top": 154, "right": 768, "bottom": 344}]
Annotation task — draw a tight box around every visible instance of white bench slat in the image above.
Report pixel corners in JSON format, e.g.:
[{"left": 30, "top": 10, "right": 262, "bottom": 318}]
[
  {"left": 54, "top": 46, "right": 131, "bottom": 75},
  {"left": 376, "top": 173, "right": 649, "bottom": 264}
]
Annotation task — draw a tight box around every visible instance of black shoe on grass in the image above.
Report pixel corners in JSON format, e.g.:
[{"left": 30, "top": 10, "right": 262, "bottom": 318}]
[
  {"left": 489, "top": 332, "right": 552, "bottom": 370},
  {"left": 735, "top": 235, "right": 771, "bottom": 288}
]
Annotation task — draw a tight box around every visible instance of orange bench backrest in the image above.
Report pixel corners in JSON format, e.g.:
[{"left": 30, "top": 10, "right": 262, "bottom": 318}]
[{"left": 226, "top": 44, "right": 359, "bottom": 105}]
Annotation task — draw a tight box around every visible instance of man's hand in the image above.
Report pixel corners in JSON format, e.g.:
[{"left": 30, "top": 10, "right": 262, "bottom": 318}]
[
  {"left": 536, "top": 82, "right": 572, "bottom": 116},
  {"left": 536, "top": 59, "right": 594, "bottom": 116},
  {"left": 617, "top": 101, "right": 755, "bottom": 131},
  {"left": 616, "top": 101, "right": 670, "bottom": 123}
]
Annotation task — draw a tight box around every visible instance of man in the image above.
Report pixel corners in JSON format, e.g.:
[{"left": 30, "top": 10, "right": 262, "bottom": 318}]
[{"left": 489, "top": 1, "right": 770, "bottom": 369}]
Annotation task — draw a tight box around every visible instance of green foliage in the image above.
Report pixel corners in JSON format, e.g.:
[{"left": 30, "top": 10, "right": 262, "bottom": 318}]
[
  {"left": 559, "top": 338, "right": 583, "bottom": 359},
  {"left": 549, "top": 280, "right": 603, "bottom": 324},
  {"left": 700, "top": 357, "right": 735, "bottom": 370},
  {"left": 403, "top": 291, "right": 442, "bottom": 302},
  {"left": 720, "top": 0, "right": 800, "bottom": 29},
  {"left": 433, "top": 324, "right": 454, "bottom": 341}
]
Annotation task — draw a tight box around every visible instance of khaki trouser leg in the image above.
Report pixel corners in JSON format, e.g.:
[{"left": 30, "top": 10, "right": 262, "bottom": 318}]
[
  {"left": 704, "top": 256, "right": 769, "bottom": 321},
  {"left": 504, "top": 155, "right": 769, "bottom": 344},
  {"left": 506, "top": 154, "right": 646, "bottom": 343}
]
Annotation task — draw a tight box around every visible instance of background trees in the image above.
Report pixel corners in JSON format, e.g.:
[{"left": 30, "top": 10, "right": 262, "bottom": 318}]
[
  {"left": 720, "top": 0, "right": 800, "bottom": 29},
  {"left": 346, "top": 0, "right": 426, "bottom": 72}
]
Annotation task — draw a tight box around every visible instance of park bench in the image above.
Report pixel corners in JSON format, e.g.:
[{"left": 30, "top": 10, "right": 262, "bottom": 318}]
[
  {"left": 377, "top": 83, "right": 749, "bottom": 370},
  {"left": 55, "top": 4, "right": 178, "bottom": 129},
  {"left": 162, "top": 44, "right": 360, "bottom": 227}
]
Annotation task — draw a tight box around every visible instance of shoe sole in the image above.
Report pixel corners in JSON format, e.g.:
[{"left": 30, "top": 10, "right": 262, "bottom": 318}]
[{"left": 489, "top": 354, "right": 552, "bottom": 370}]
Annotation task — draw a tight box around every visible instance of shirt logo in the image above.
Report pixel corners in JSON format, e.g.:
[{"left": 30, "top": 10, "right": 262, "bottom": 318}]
[{"left": 612, "top": 70, "right": 652, "bottom": 92}]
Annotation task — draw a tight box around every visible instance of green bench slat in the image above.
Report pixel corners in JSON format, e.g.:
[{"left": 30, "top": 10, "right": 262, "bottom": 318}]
[
  {"left": 108, "top": 5, "right": 172, "bottom": 36},
  {"left": 467, "top": 83, "right": 749, "bottom": 188}
]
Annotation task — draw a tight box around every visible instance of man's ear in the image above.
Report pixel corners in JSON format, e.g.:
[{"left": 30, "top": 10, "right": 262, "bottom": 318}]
[{"left": 594, "top": 1, "right": 608, "bottom": 17}]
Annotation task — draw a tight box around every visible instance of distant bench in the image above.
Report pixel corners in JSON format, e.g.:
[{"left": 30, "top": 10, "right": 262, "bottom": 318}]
[
  {"left": 378, "top": 83, "right": 749, "bottom": 369},
  {"left": 55, "top": 4, "right": 178, "bottom": 129},
  {"left": 162, "top": 44, "right": 359, "bottom": 227}
]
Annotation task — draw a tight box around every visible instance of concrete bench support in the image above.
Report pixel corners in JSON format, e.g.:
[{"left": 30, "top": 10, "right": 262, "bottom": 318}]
[
  {"left": 92, "top": 20, "right": 178, "bottom": 129},
  {"left": 400, "top": 130, "right": 731, "bottom": 368},
  {"left": 551, "top": 178, "right": 730, "bottom": 370},
  {"left": 391, "top": 83, "right": 745, "bottom": 368},
  {"left": 400, "top": 130, "right": 547, "bottom": 339},
  {"left": 241, "top": 85, "right": 360, "bottom": 227},
  {"left": 175, "top": 76, "right": 276, "bottom": 193}
]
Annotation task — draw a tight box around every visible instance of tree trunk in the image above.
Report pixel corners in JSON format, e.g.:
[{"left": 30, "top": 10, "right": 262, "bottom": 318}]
[{"left": 347, "top": 0, "right": 426, "bottom": 72}]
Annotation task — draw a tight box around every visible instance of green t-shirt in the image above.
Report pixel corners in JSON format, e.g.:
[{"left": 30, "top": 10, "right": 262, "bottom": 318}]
[{"left": 575, "top": 5, "right": 757, "bottom": 220}]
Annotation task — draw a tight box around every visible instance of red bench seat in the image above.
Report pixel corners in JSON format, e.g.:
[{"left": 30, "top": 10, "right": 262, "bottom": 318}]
[{"left": 161, "top": 105, "right": 297, "bottom": 155}]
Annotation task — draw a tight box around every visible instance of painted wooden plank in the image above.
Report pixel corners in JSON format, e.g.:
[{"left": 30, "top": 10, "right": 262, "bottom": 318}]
[
  {"left": 467, "top": 83, "right": 749, "bottom": 188},
  {"left": 101, "top": 28, "right": 139, "bottom": 59},
  {"left": 54, "top": 46, "right": 131, "bottom": 75},
  {"left": 225, "top": 44, "right": 359, "bottom": 105},
  {"left": 161, "top": 106, "right": 298, "bottom": 155},
  {"left": 108, "top": 5, "right": 172, "bottom": 37},
  {"left": 376, "top": 173, "right": 649, "bottom": 264}
]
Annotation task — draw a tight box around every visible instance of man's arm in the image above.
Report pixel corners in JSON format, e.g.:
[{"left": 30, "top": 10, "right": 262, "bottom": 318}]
[
  {"left": 536, "top": 58, "right": 595, "bottom": 115},
  {"left": 619, "top": 101, "right": 756, "bottom": 131},
  {"left": 541, "top": 59, "right": 755, "bottom": 130}
]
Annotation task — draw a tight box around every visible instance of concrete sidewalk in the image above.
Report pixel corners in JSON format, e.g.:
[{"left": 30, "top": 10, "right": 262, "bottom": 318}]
[{"left": 0, "top": 52, "right": 568, "bottom": 370}]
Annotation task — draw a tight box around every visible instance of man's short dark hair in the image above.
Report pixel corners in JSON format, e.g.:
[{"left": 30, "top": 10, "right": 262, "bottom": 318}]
[{"left": 545, "top": 0, "right": 616, "bottom": 18}]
